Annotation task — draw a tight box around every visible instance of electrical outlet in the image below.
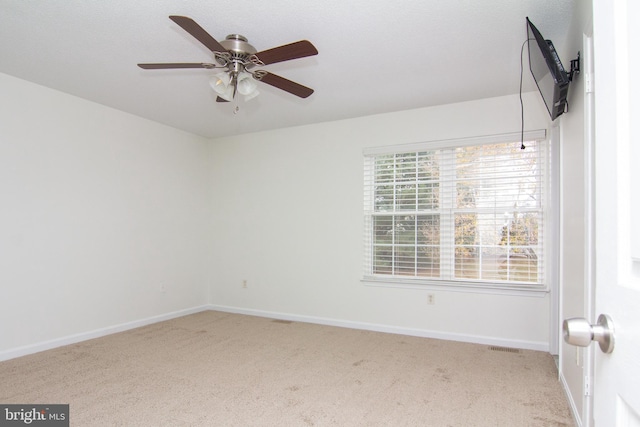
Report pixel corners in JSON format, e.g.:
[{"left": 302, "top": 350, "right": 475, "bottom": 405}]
[
  {"left": 427, "top": 294, "right": 435, "bottom": 305},
  {"left": 242, "top": 280, "right": 248, "bottom": 289}
]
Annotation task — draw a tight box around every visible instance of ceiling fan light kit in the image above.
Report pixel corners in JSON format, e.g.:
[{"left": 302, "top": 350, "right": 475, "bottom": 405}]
[
  {"left": 210, "top": 71, "right": 259, "bottom": 102},
  {"left": 138, "top": 16, "right": 318, "bottom": 104}
]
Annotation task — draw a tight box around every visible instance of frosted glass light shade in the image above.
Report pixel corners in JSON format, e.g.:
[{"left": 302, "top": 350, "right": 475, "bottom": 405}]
[
  {"left": 237, "top": 74, "right": 258, "bottom": 96},
  {"left": 210, "top": 73, "right": 234, "bottom": 101},
  {"left": 243, "top": 88, "right": 259, "bottom": 101}
]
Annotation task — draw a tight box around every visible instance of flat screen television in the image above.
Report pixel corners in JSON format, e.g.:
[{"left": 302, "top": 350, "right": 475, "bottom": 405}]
[{"left": 526, "top": 17, "right": 570, "bottom": 120}]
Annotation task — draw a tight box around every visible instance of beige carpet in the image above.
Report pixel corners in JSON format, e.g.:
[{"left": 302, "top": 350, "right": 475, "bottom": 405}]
[{"left": 0, "top": 311, "right": 574, "bottom": 426}]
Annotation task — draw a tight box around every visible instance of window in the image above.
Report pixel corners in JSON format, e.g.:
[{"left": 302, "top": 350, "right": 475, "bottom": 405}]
[{"left": 363, "top": 131, "right": 548, "bottom": 290}]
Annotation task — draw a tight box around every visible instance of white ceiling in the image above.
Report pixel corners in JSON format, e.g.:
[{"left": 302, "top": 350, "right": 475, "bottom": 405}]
[{"left": 0, "top": 0, "right": 576, "bottom": 139}]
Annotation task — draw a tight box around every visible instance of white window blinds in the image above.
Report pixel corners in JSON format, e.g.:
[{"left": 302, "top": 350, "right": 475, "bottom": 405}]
[{"left": 363, "top": 131, "right": 548, "bottom": 290}]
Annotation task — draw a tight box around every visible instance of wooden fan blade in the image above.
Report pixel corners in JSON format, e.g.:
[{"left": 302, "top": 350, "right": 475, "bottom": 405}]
[
  {"left": 254, "top": 40, "right": 318, "bottom": 65},
  {"left": 258, "top": 72, "right": 314, "bottom": 98},
  {"left": 216, "top": 97, "right": 230, "bottom": 103},
  {"left": 169, "top": 15, "right": 227, "bottom": 53},
  {"left": 137, "top": 63, "right": 213, "bottom": 69}
]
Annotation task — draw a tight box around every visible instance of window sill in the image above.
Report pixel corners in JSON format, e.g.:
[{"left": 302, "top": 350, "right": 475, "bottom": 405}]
[{"left": 361, "top": 276, "right": 549, "bottom": 297}]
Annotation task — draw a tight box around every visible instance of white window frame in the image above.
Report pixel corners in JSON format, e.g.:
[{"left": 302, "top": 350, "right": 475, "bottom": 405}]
[{"left": 363, "top": 130, "right": 549, "bottom": 293}]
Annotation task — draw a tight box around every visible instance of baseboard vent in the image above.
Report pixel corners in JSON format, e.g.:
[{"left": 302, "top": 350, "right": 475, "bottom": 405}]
[
  {"left": 272, "top": 319, "right": 293, "bottom": 324},
  {"left": 489, "top": 346, "right": 521, "bottom": 353}
]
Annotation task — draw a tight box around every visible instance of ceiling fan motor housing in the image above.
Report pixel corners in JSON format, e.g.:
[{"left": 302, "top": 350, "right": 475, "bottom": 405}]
[
  {"left": 217, "top": 34, "right": 258, "bottom": 71},
  {"left": 221, "top": 35, "right": 256, "bottom": 56}
]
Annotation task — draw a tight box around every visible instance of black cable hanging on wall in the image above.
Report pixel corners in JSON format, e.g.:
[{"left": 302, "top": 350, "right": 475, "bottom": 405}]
[{"left": 519, "top": 38, "right": 530, "bottom": 150}]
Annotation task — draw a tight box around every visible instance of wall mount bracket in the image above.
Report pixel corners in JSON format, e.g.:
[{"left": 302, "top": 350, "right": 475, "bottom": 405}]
[{"left": 568, "top": 51, "right": 580, "bottom": 82}]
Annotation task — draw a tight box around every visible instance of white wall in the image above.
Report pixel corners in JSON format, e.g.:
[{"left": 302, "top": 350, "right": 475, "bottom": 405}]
[
  {"left": 208, "top": 92, "right": 554, "bottom": 350},
  {"left": 0, "top": 72, "right": 561, "bottom": 358},
  {"left": 0, "top": 73, "right": 212, "bottom": 358}
]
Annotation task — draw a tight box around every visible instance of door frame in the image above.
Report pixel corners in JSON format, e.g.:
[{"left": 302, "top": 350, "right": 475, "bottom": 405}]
[{"left": 583, "top": 29, "right": 596, "bottom": 427}]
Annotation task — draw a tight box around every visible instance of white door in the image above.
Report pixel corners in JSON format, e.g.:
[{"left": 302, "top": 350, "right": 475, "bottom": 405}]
[{"left": 591, "top": 0, "right": 640, "bottom": 424}]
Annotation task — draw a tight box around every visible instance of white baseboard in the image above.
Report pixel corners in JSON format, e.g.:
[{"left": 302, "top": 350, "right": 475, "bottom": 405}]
[
  {"left": 1, "top": 304, "right": 549, "bottom": 362},
  {"left": 0, "top": 305, "right": 210, "bottom": 362},
  {"left": 207, "top": 304, "right": 550, "bottom": 352}
]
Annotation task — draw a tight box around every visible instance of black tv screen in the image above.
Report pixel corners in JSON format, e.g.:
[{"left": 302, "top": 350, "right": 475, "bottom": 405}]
[{"left": 526, "top": 17, "right": 570, "bottom": 120}]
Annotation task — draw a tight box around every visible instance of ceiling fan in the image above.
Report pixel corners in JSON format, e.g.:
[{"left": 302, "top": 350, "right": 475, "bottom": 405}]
[{"left": 138, "top": 16, "right": 318, "bottom": 102}]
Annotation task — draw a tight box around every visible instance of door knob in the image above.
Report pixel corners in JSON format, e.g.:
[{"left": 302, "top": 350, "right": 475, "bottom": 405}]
[{"left": 562, "top": 314, "right": 615, "bottom": 354}]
